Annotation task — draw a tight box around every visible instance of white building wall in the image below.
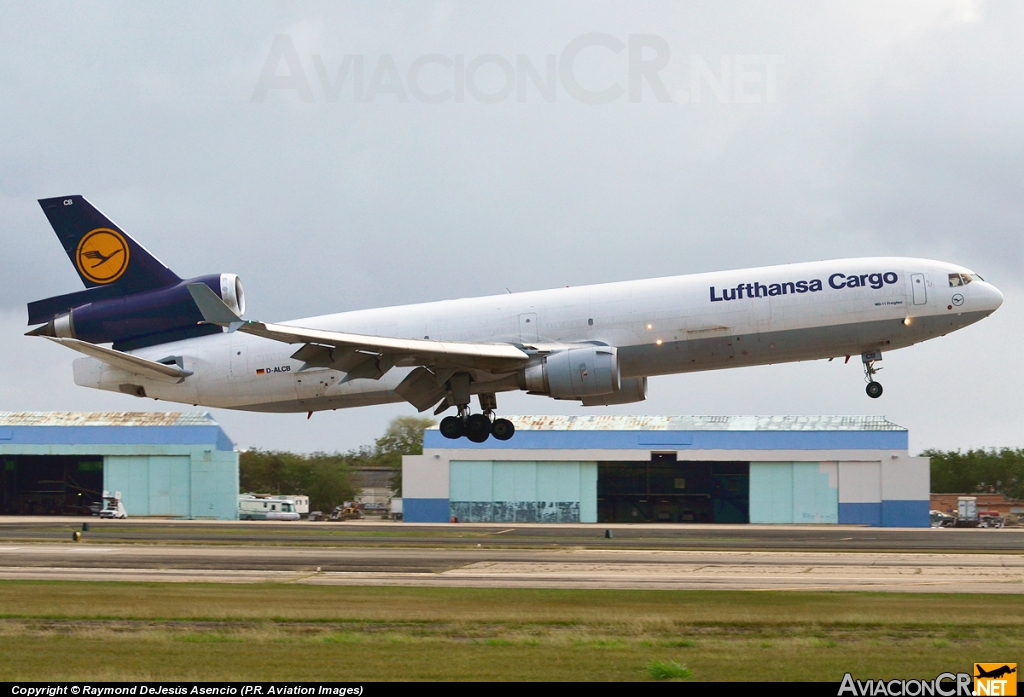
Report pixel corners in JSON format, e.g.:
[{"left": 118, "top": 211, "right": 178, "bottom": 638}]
[
  {"left": 838, "top": 461, "right": 882, "bottom": 503},
  {"left": 882, "top": 456, "right": 930, "bottom": 501}
]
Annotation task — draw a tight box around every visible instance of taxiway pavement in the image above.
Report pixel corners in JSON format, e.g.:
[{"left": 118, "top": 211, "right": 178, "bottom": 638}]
[{"left": 1, "top": 542, "right": 1021, "bottom": 593}]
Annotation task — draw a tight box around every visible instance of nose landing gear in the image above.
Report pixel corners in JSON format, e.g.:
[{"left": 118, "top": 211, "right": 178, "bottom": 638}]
[
  {"left": 439, "top": 392, "right": 516, "bottom": 442},
  {"left": 862, "top": 351, "right": 883, "bottom": 399}
]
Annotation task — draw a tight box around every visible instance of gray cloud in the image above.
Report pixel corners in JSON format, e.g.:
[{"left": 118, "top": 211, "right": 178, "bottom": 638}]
[{"left": 1, "top": 1, "right": 1021, "bottom": 452}]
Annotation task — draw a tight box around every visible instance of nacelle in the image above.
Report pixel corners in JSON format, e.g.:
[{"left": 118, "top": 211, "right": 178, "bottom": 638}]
[
  {"left": 521, "top": 345, "right": 621, "bottom": 400},
  {"left": 581, "top": 377, "right": 647, "bottom": 406},
  {"left": 30, "top": 273, "right": 245, "bottom": 350}
]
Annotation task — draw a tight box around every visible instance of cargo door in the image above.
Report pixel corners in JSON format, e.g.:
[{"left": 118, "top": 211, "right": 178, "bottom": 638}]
[
  {"left": 911, "top": 273, "right": 927, "bottom": 305},
  {"left": 519, "top": 313, "right": 538, "bottom": 343},
  {"left": 229, "top": 344, "right": 248, "bottom": 378}
]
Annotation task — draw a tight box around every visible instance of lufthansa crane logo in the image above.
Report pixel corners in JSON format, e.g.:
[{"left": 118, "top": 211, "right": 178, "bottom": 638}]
[{"left": 75, "top": 228, "right": 130, "bottom": 284}]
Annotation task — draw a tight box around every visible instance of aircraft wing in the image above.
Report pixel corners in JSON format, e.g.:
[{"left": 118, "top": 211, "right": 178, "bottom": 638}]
[
  {"left": 43, "top": 336, "right": 193, "bottom": 381},
  {"left": 187, "top": 283, "right": 530, "bottom": 410},
  {"left": 240, "top": 321, "right": 529, "bottom": 372}
]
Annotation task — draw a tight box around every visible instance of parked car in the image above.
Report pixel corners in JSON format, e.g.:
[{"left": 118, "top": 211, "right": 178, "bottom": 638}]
[
  {"left": 930, "top": 510, "right": 955, "bottom": 528},
  {"left": 307, "top": 510, "right": 323, "bottom": 521}
]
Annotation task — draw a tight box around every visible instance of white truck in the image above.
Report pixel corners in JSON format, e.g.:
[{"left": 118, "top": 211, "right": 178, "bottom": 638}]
[
  {"left": 956, "top": 496, "right": 978, "bottom": 528},
  {"left": 238, "top": 494, "right": 300, "bottom": 521}
]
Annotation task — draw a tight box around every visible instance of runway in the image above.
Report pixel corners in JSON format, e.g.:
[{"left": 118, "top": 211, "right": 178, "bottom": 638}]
[
  {"left": 1, "top": 542, "right": 1022, "bottom": 592},
  {"left": 3, "top": 517, "right": 1024, "bottom": 551}
]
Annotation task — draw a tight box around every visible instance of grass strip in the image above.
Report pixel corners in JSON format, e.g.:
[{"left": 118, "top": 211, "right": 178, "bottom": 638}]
[{"left": 0, "top": 581, "right": 1019, "bottom": 681}]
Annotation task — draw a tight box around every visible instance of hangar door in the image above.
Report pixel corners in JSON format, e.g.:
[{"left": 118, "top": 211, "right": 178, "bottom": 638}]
[
  {"left": 449, "top": 461, "right": 597, "bottom": 523},
  {"left": 597, "top": 456, "right": 749, "bottom": 524},
  {"left": 105, "top": 455, "right": 190, "bottom": 516},
  {"left": 748, "top": 462, "right": 838, "bottom": 524},
  {"left": 0, "top": 455, "right": 103, "bottom": 515}
]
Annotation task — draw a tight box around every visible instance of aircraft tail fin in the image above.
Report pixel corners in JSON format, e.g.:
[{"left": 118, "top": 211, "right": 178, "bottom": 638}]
[{"left": 38, "top": 195, "right": 180, "bottom": 293}]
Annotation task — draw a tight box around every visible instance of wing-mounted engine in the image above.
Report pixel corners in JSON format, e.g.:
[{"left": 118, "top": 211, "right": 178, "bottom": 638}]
[
  {"left": 27, "top": 273, "right": 245, "bottom": 351},
  {"left": 519, "top": 345, "right": 647, "bottom": 405},
  {"left": 581, "top": 377, "right": 647, "bottom": 406}
]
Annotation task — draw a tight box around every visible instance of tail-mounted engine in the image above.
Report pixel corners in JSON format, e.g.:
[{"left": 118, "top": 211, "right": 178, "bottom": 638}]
[
  {"left": 519, "top": 345, "right": 647, "bottom": 405},
  {"left": 28, "top": 273, "right": 245, "bottom": 351}
]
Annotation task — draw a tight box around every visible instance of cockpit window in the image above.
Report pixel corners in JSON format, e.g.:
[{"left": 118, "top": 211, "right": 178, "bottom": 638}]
[
  {"left": 949, "top": 273, "right": 963, "bottom": 287},
  {"left": 949, "top": 273, "right": 973, "bottom": 287},
  {"left": 970, "top": 273, "right": 985, "bottom": 282}
]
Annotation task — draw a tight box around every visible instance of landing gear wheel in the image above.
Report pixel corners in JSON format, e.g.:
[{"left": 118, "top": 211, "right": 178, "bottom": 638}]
[
  {"left": 440, "top": 415, "right": 464, "bottom": 439},
  {"left": 866, "top": 381, "right": 883, "bottom": 399},
  {"left": 491, "top": 418, "right": 515, "bottom": 441},
  {"left": 465, "top": 414, "right": 491, "bottom": 443}
]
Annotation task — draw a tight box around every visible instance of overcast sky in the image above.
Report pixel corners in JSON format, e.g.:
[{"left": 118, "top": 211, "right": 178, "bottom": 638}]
[{"left": 1, "top": 1, "right": 1022, "bottom": 454}]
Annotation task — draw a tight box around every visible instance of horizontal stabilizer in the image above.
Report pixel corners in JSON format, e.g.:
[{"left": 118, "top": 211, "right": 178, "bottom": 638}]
[
  {"left": 27, "top": 285, "right": 125, "bottom": 326},
  {"left": 44, "top": 336, "right": 192, "bottom": 381}
]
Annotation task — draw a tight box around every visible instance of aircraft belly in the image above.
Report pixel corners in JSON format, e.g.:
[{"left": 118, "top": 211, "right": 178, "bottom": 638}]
[{"left": 619, "top": 311, "right": 991, "bottom": 378}]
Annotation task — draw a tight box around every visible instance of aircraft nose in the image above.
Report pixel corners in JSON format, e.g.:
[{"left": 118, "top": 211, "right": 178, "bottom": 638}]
[{"left": 982, "top": 282, "right": 1004, "bottom": 313}]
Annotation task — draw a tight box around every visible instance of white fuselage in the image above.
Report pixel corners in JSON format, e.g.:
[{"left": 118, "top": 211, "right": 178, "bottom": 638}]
[{"left": 70, "top": 257, "right": 1003, "bottom": 412}]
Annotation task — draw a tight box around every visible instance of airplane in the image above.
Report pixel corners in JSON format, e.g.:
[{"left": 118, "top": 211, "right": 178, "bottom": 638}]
[
  {"left": 26, "top": 195, "right": 1003, "bottom": 443},
  {"left": 975, "top": 665, "right": 1016, "bottom": 680}
]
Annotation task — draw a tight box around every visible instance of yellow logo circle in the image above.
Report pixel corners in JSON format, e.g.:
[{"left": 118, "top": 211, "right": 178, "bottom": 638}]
[{"left": 76, "top": 228, "right": 130, "bottom": 284}]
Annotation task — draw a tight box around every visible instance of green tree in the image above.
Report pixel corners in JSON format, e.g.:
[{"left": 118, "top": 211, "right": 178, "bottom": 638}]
[
  {"left": 239, "top": 416, "right": 433, "bottom": 509},
  {"left": 373, "top": 416, "right": 434, "bottom": 496},
  {"left": 239, "top": 449, "right": 356, "bottom": 512},
  {"left": 304, "top": 453, "right": 358, "bottom": 511},
  {"left": 924, "top": 448, "right": 1024, "bottom": 499}
]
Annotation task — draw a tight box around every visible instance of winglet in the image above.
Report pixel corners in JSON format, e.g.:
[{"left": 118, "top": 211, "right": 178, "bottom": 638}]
[{"left": 187, "top": 283, "right": 243, "bottom": 329}]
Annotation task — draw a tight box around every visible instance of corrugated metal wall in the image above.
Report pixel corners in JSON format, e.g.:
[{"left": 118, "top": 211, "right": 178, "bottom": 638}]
[
  {"left": 749, "top": 462, "right": 838, "bottom": 524},
  {"left": 449, "top": 461, "right": 597, "bottom": 523},
  {"left": 104, "top": 451, "right": 238, "bottom": 519}
]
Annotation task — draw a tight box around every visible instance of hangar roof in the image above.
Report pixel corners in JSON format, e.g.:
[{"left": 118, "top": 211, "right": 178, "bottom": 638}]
[
  {"left": 481, "top": 415, "right": 905, "bottom": 431},
  {"left": 0, "top": 412, "right": 235, "bottom": 452},
  {"left": 0, "top": 412, "right": 217, "bottom": 427},
  {"left": 424, "top": 415, "right": 908, "bottom": 451}
]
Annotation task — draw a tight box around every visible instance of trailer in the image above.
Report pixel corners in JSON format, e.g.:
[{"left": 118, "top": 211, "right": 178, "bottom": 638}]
[
  {"left": 238, "top": 494, "right": 300, "bottom": 520},
  {"left": 955, "top": 496, "right": 978, "bottom": 528}
]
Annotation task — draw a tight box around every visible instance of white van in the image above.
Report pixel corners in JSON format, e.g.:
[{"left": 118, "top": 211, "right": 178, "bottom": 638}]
[{"left": 238, "top": 495, "right": 300, "bottom": 521}]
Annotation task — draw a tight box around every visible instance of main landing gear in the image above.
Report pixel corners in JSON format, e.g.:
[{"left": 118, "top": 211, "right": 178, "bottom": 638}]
[
  {"left": 862, "top": 351, "right": 883, "bottom": 399},
  {"left": 440, "top": 411, "right": 515, "bottom": 443},
  {"left": 439, "top": 392, "right": 515, "bottom": 442}
]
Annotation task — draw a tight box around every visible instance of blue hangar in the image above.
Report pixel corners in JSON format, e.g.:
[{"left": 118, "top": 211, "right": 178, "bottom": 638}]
[
  {"left": 0, "top": 412, "right": 239, "bottom": 519},
  {"left": 401, "top": 415, "right": 929, "bottom": 527}
]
